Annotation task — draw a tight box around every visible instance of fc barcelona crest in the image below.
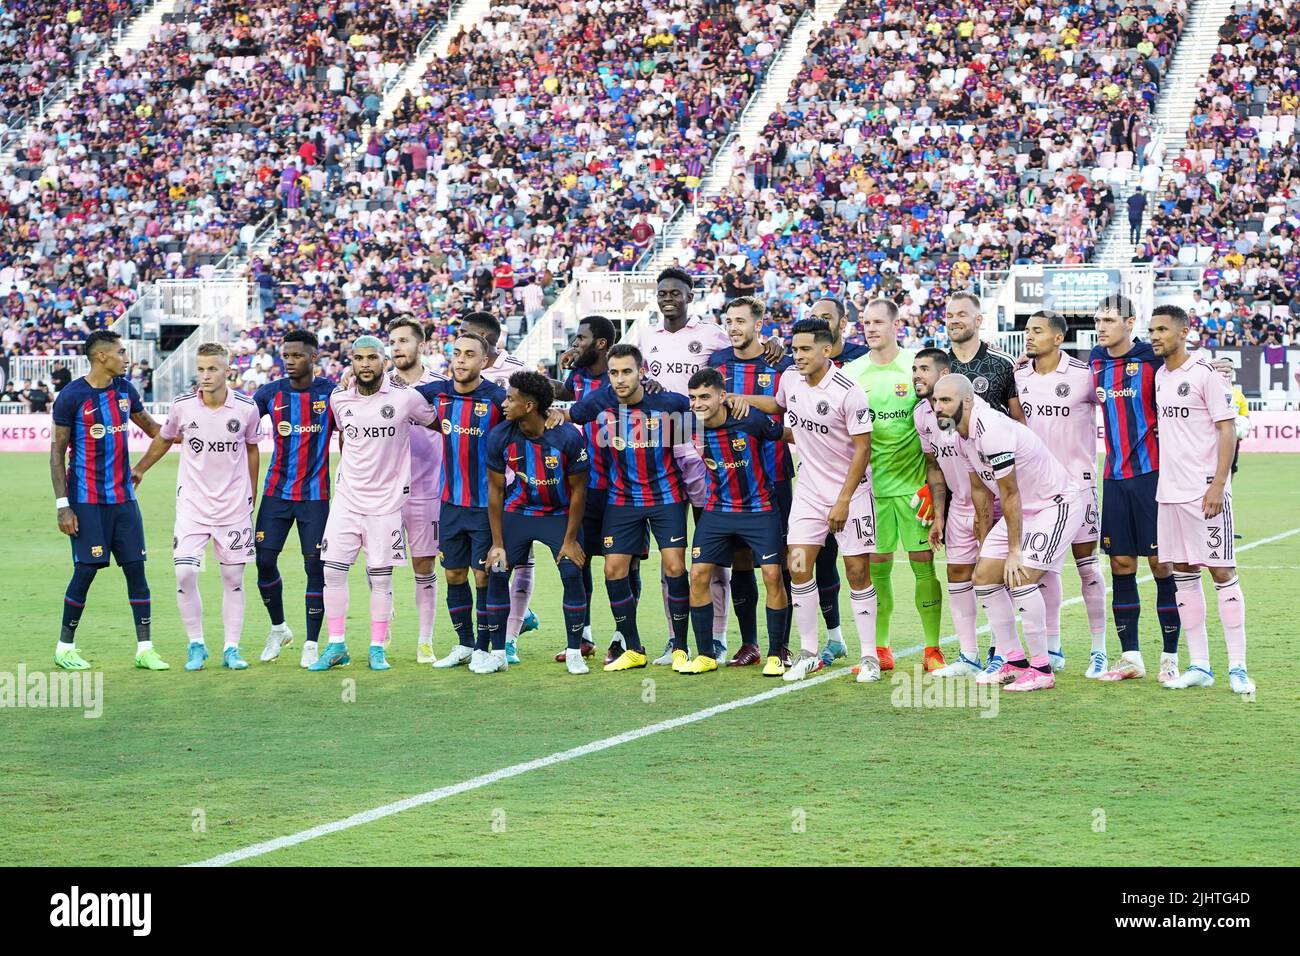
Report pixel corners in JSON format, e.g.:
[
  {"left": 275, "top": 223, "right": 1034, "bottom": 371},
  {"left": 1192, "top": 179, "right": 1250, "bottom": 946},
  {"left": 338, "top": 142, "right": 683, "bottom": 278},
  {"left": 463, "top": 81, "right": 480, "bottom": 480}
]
[
  {"left": 731, "top": 437, "right": 747, "bottom": 451},
  {"left": 757, "top": 374, "right": 772, "bottom": 388},
  {"left": 603, "top": 536, "right": 614, "bottom": 550},
  {"left": 1125, "top": 362, "right": 1140, "bottom": 377},
  {"left": 894, "top": 383, "right": 909, "bottom": 397},
  {"left": 117, "top": 398, "right": 130, "bottom": 413},
  {"left": 545, "top": 455, "right": 559, "bottom": 470},
  {"left": 312, "top": 400, "right": 327, "bottom": 414},
  {"left": 473, "top": 402, "right": 489, "bottom": 417}
]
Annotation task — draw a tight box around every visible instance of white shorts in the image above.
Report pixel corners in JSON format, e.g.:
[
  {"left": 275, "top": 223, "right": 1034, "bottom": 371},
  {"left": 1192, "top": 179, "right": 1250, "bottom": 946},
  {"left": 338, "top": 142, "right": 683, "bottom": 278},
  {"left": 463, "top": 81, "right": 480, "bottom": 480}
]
[
  {"left": 322, "top": 506, "right": 407, "bottom": 569},
  {"left": 679, "top": 448, "right": 709, "bottom": 509},
  {"left": 788, "top": 490, "right": 877, "bottom": 556},
  {"left": 978, "top": 495, "right": 1085, "bottom": 572},
  {"left": 403, "top": 496, "right": 441, "bottom": 558},
  {"left": 174, "top": 517, "right": 255, "bottom": 565},
  {"left": 944, "top": 508, "right": 980, "bottom": 566},
  {"left": 1073, "top": 485, "right": 1100, "bottom": 545},
  {"left": 1157, "top": 498, "right": 1235, "bottom": 568}
]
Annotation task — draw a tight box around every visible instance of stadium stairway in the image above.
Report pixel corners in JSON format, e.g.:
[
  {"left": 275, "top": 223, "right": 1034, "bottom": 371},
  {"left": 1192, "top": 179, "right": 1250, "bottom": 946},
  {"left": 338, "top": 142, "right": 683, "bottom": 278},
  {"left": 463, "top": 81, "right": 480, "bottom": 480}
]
[
  {"left": 0, "top": 0, "right": 178, "bottom": 169},
  {"left": 518, "top": 0, "right": 845, "bottom": 367},
  {"left": 1094, "top": 0, "right": 1236, "bottom": 265}
]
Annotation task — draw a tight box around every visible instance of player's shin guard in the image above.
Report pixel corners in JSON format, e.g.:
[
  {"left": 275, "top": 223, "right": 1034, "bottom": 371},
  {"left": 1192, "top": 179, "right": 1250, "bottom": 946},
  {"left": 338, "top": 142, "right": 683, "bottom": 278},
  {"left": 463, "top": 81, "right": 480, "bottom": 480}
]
[
  {"left": 1214, "top": 575, "right": 1247, "bottom": 668},
  {"left": 367, "top": 568, "right": 394, "bottom": 646},
  {"left": 60, "top": 563, "right": 98, "bottom": 646},
  {"left": 323, "top": 561, "right": 351, "bottom": 641},
  {"left": 1011, "top": 583, "right": 1050, "bottom": 671},
  {"left": 766, "top": 604, "right": 789, "bottom": 658},
  {"left": 1174, "top": 572, "right": 1209, "bottom": 668},
  {"left": 689, "top": 604, "right": 715, "bottom": 658},
  {"left": 255, "top": 549, "right": 285, "bottom": 626},
  {"left": 446, "top": 580, "right": 474, "bottom": 647},
  {"left": 1039, "top": 570, "right": 1063, "bottom": 655},
  {"left": 849, "top": 586, "right": 878, "bottom": 659},
  {"left": 947, "top": 581, "right": 979, "bottom": 659},
  {"left": 731, "top": 570, "right": 759, "bottom": 647},
  {"left": 606, "top": 576, "right": 640, "bottom": 651},
  {"left": 219, "top": 563, "right": 246, "bottom": 649},
  {"left": 976, "top": 584, "right": 1023, "bottom": 662},
  {"left": 869, "top": 560, "right": 894, "bottom": 647},
  {"left": 557, "top": 561, "right": 587, "bottom": 649},
  {"left": 791, "top": 580, "right": 820, "bottom": 655},
  {"left": 484, "top": 571, "right": 511, "bottom": 651},
  {"left": 666, "top": 572, "right": 690, "bottom": 651},
  {"left": 120, "top": 560, "right": 151, "bottom": 644},
  {"left": 911, "top": 558, "right": 942, "bottom": 648},
  {"left": 1155, "top": 572, "right": 1182, "bottom": 655},
  {"left": 1112, "top": 572, "right": 1141, "bottom": 653},
  {"left": 507, "top": 561, "right": 534, "bottom": 639},
  {"left": 415, "top": 569, "right": 438, "bottom": 644},
  {"left": 580, "top": 560, "right": 594, "bottom": 628},
  {"left": 814, "top": 548, "right": 841, "bottom": 629},
  {"left": 475, "top": 583, "right": 491, "bottom": 650},
  {"left": 1075, "top": 555, "right": 1106, "bottom": 651},
  {"left": 174, "top": 559, "right": 204, "bottom": 643},
  {"left": 304, "top": 557, "right": 325, "bottom": 643},
  {"left": 709, "top": 566, "right": 730, "bottom": 643}
]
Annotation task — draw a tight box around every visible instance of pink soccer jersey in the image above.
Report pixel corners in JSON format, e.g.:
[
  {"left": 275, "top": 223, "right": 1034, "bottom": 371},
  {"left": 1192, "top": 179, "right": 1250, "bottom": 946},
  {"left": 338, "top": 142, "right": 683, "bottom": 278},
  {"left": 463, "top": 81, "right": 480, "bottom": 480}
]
[
  {"left": 482, "top": 349, "right": 529, "bottom": 387},
  {"left": 160, "top": 388, "right": 262, "bottom": 526},
  {"left": 331, "top": 375, "right": 438, "bottom": 515},
  {"left": 638, "top": 316, "right": 731, "bottom": 395},
  {"left": 914, "top": 401, "right": 974, "bottom": 514},
  {"left": 1154, "top": 356, "right": 1236, "bottom": 504},
  {"left": 1014, "top": 356, "right": 1099, "bottom": 487},
  {"left": 777, "top": 365, "right": 873, "bottom": 507},
  {"left": 404, "top": 368, "right": 446, "bottom": 500},
  {"left": 963, "top": 397, "right": 1079, "bottom": 512}
]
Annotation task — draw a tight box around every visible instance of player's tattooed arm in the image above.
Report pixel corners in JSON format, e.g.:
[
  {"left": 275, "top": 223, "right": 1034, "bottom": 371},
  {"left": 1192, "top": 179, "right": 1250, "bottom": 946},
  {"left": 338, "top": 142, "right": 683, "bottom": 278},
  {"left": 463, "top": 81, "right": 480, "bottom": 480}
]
[
  {"left": 51, "top": 425, "right": 78, "bottom": 536},
  {"left": 130, "top": 408, "right": 161, "bottom": 438},
  {"left": 970, "top": 475, "right": 994, "bottom": 544},
  {"left": 829, "top": 432, "right": 872, "bottom": 534},
  {"left": 924, "top": 452, "right": 948, "bottom": 550},
  {"left": 485, "top": 469, "right": 508, "bottom": 572},
  {"left": 559, "top": 475, "right": 587, "bottom": 569}
]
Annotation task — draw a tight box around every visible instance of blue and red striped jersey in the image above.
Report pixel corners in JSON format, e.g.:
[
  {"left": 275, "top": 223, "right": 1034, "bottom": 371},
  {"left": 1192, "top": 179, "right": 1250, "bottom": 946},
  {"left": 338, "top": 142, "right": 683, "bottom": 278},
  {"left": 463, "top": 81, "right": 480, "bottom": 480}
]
[
  {"left": 564, "top": 367, "right": 611, "bottom": 491},
  {"left": 416, "top": 378, "right": 506, "bottom": 508},
  {"left": 708, "top": 347, "right": 794, "bottom": 481},
  {"left": 694, "top": 410, "right": 784, "bottom": 513},
  {"left": 254, "top": 378, "right": 335, "bottom": 501},
  {"left": 487, "top": 422, "right": 590, "bottom": 516},
  {"left": 568, "top": 386, "right": 691, "bottom": 507},
  {"left": 1090, "top": 340, "right": 1161, "bottom": 480},
  {"left": 52, "top": 376, "right": 142, "bottom": 505}
]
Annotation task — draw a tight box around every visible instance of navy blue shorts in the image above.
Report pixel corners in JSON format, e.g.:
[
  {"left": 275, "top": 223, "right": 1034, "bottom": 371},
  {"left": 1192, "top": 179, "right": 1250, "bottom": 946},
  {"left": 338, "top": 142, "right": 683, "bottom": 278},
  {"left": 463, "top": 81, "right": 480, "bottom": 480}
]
[
  {"left": 692, "top": 510, "right": 783, "bottom": 568},
  {"left": 603, "top": 501, "right": 688, "bottom": 555},
  {"left": 255, "top": 497, "right": 329, "bottom": 557},
  {"left": 441, "top": 503, "right": 492, "bottom": 571},
  {"left": 70, "top": 500, "right": 147, "bottom": 566},
  {"left": 1101, "top": 472, "right": 1160, "bottom": 557},
  {"left": 584, "top": 494, "right": 648, "bottom": 558},
  {"left": 503, "top": 512, "right": 579, "bottom": 569}
]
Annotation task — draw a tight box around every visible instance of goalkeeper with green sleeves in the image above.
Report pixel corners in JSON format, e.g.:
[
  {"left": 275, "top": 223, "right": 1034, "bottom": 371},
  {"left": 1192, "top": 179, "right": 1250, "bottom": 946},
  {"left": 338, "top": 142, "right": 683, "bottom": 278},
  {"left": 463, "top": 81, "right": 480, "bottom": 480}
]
[{"left": 842, "top": 298, "right": 945, "bottom": 672}]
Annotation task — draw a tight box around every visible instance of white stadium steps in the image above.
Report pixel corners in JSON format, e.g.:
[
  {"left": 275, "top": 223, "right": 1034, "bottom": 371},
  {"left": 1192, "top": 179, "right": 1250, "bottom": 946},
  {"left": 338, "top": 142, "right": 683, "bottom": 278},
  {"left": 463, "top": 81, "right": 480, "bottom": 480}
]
[{"left": 1093, "top": 0, "right": 1236, "bottom": 265}]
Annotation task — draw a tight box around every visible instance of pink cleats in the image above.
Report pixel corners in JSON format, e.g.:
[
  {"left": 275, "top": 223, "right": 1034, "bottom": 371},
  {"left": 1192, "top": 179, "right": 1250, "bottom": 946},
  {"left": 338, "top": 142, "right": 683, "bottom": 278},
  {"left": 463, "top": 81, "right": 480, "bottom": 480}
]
[
  {"left": 1004, "top": 667, "right": 1056, "bottom": 692},
  {"left": 975, "top": 659, "right": 1028, "bottom": 685}
]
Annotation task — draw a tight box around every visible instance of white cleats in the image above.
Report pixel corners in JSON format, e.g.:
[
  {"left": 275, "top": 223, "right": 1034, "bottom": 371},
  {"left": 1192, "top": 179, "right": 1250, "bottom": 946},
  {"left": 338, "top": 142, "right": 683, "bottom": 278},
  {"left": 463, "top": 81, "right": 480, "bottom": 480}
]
[
  {"left": 565, "top": 648, "right": 589, "bottom": 675},
  {"left": 261, "top": 625, "right": 293, "bottom": 662},
  {"left": 782, "top": 649, "right": 825, "bottom": 682},
  {"left": 1164, "top": 665, "right": 1214, "bottom": 690},
  {"left": 1157, "top": 653, "right": 1180, "bottom": 684},
  {"left": 299, "top": 640, "right": 319, "bottom": 669},
  {"left": 854, "top": 655, "right": 881, "bottom": 683},
  {"left": 933, "top": 654, "right": 982, "bottom": 678},
  {"left": 1084, "top": 650, "right": 1108, "bottom": 679},
  {"left": 433, "top": 644, "right": 473, "bottom": 668},
  {"left": 650, "top": 642, "right": 676, "bottom": 666},
  {"left": 1228, "top": 666, "right": 1255, "bottom": 695},
  {"left": 469, "top": 648, "right": 508, "bottom": 674}
]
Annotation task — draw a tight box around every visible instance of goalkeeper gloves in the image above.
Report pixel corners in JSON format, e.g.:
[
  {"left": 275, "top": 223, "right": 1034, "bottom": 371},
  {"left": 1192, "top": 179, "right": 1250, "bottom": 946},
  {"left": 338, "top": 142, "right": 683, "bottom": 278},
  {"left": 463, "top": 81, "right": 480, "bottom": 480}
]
[
  {"left": 1234, "top": 415, "right": 1250, "bottom": 441},
  {"left": 910, "top": 485, "right": 934, "bottom": 527}
]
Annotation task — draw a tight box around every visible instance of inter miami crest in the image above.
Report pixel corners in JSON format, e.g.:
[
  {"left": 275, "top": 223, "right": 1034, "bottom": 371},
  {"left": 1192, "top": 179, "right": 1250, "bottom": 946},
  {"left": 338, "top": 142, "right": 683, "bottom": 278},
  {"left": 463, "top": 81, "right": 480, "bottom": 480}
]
[
  {"left": 816, "top": 400, "right": 830, "bottom": 416},
  {"left": 1177, "top": 382, "right": 1190, "bottom": 397},
  {"left": 1055, "top": 383, "right": 1070, "bottom": 398},
  {"left": 227, "top": 418, "right": 240, "bottom": 433},
  {"left": 381, "top": 404, "right": 395, "bottom": 419}
]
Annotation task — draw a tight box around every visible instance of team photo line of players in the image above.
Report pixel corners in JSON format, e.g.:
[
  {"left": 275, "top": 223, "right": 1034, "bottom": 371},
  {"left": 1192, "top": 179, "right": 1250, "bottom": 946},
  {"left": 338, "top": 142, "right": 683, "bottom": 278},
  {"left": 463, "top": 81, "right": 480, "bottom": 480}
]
[{"left": 47, "top": 268, "right": 1256, "bottom": 694}]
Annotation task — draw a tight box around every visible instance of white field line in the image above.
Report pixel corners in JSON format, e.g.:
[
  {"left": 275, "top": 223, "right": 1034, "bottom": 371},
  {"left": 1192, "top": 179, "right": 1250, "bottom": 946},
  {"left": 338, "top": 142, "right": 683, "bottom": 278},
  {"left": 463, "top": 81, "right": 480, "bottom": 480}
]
[{"left": 189, "top": 526, "right": 1300, "bottom": 866}]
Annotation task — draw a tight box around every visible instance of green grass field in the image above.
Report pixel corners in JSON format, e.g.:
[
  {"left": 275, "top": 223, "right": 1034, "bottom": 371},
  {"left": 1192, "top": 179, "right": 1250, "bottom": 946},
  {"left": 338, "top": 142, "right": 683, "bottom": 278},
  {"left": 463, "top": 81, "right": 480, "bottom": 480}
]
[{"left": 2, "top": 451, "right": 1297, "bottom": 867}]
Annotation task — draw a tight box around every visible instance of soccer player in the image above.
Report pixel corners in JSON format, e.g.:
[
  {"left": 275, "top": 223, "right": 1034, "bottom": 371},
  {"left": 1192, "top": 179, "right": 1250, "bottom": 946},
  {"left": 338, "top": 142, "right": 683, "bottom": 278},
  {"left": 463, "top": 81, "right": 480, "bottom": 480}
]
[
  {"left": 310, "top": 336, "right": 439, "bottom": 671},
  {"left": 251, "top": 329, "right": 335, "bottom": 668},
  {"left": 459, "top": 310, "right": 538, "bottom": 661},
  {"left": 709, "top": 295, "right": 795, "bottom": 667},
  {"left": 50, "top": 330, "right": 166, "bottom": 671},
  {"left": 684, "top": 368, "right": 788, "bottom": 675},
  {"left": 416, "top": 332, "right": 508, "bottom": 669},
  {"left": 559, "top": 343, "right": 694, "bottom": 672},
  {"left": 732, "top": 319, "right": 880, "bottom": 684},
  {"left": 1148, "top": 306, "right": 1255, "bottom": 693},
  {"left": 388, "top": 317, "right": 446, "bottom": 664},
  {"left": 132, "top": 343, "right": 262, "bottom": 671},
  {"left": 912, "top": 349, "right": 996, "bottom": 676},
  {"left": 932, "top": 375, "right": 1086, "bottom": 692},
  {"left": 944, "top": 292, "right": 1024, "bottom": 420},
  {"left": 485, "top": 372, "right": 590, "bottom": 675},
  {"left": 1015, "top": 310, "right": 1106, "bottom": 671},
  {"left": 807, "top": 295, "right": 870, "bottom": 366},
  {"left": 844, "top": 298, "right": 944, "bottom": 673},
  {"left": 1090, "top": 294, "right": 1181, "bottom": 681}
]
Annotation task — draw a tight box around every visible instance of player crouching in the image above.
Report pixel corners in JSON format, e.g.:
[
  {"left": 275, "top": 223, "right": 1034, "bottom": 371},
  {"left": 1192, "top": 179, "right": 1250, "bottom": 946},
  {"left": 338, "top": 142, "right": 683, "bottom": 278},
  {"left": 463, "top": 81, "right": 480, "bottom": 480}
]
[{"left": 485, "top": 373, "right": 591, "bottom": 674}]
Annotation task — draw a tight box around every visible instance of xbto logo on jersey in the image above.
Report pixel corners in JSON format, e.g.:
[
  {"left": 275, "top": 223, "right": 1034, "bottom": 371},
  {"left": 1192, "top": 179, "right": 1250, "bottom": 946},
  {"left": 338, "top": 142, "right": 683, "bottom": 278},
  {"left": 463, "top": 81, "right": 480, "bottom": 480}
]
[{"left": 788, "top": 412, "right": 830, "bottom": 434}]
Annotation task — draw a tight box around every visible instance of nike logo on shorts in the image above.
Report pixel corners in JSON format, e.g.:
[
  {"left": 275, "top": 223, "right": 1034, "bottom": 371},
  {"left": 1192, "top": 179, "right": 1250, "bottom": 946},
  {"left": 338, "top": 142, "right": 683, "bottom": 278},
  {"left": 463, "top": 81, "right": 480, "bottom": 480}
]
[
  {"left": 762, "top": 553, "right": 777, "bottom": 560},
  {"left": 670, "top": 536, "right": 684, "bottom": 543}
]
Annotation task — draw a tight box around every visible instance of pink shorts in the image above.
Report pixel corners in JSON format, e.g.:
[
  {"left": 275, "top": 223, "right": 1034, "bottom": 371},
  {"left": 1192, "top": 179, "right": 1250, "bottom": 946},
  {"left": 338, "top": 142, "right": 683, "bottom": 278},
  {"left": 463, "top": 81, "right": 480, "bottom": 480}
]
[
  {"left": 322, "top": 506, "right": 407, "bottom": 569},
  {"left": 944, "top": 509, "right": 980, "bottom": 566},
  {"left": 978, "top": 495, "right": 1085, "bottom": 572},
  {"left": 174, "top": 517, "right": 255, "bottom": 565},
  {"left": 788, "top": 490, "right": 877, "bottom": 556},
  {"left": 1073, "top": 485, "right": 1100, "bottom": 545},
  {"left": 680, "top": 449, "right": 709, "bottom": 509},
  {"left": 403, "top": 496, "right": 441, "bottom": 558},
  {"left": 1157, "top": 499, "right": 1235, "bottom": 568}
]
